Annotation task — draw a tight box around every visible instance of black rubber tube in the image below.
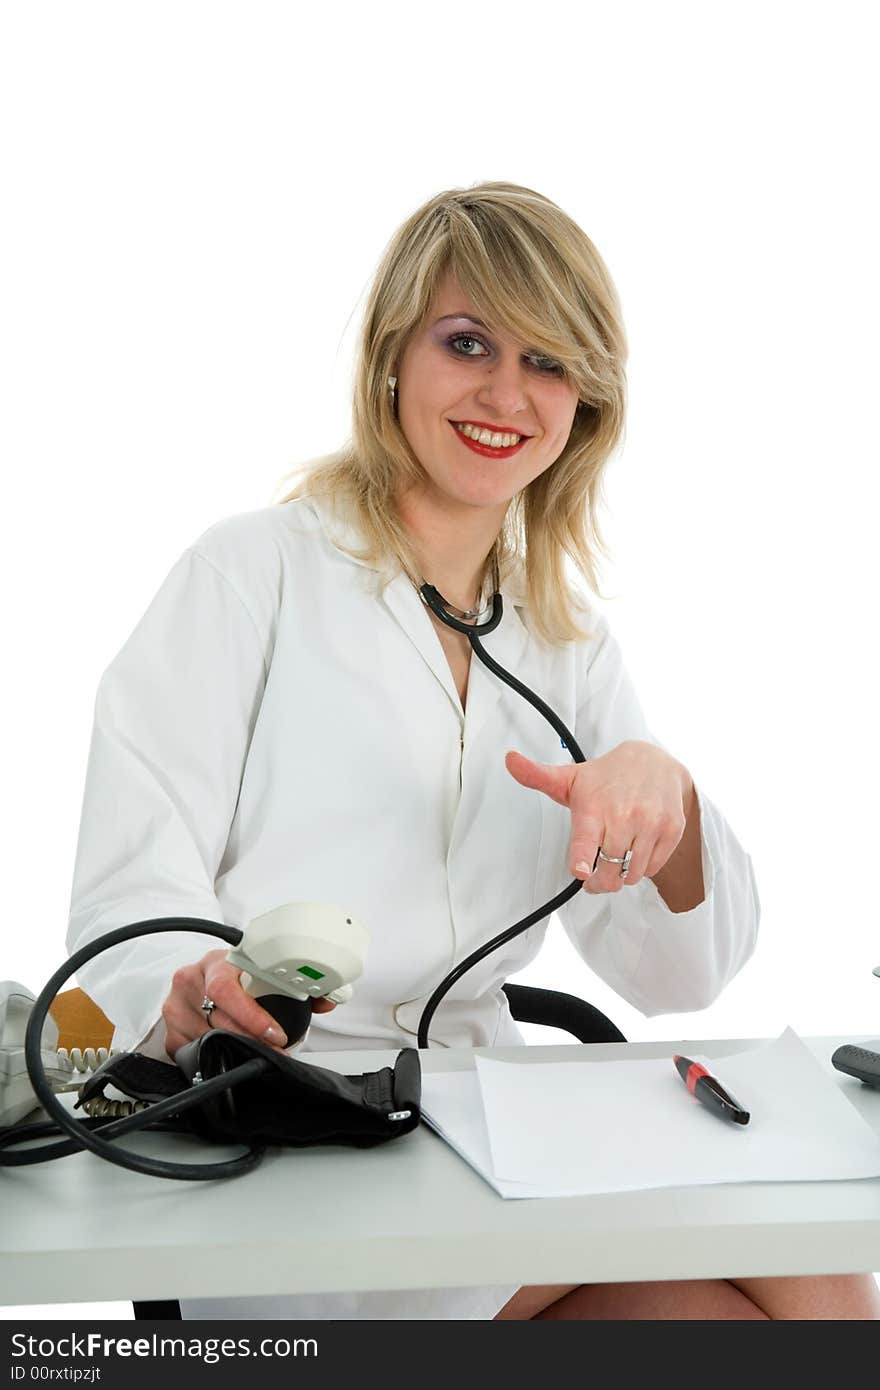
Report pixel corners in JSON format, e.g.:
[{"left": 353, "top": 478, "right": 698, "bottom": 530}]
[
  {"left": 416, "top": 590, "right": 591, "bottom": 1048},
  {"left": 18, "top": 918, "right": 267, "bottom": 1179}
]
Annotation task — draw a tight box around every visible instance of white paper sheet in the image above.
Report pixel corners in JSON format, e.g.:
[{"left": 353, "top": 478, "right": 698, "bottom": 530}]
[{"left": 419, "top": 1028, "right": 880, "bottom": 1198}]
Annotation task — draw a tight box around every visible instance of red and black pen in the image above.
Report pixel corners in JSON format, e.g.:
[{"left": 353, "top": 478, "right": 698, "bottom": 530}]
[{"left": 673, "top": 1055, "right": 750, "bottom": 1125}]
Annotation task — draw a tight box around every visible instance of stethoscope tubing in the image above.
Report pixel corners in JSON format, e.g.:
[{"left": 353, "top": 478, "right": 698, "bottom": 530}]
[{"left": 415, "top": 585, "right": 590, "bottom": 1049}]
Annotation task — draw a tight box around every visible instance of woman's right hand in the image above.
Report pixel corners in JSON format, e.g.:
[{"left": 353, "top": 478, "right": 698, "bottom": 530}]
[{"left": 161, "top": 948, "right": 336, "bottom": 1060}]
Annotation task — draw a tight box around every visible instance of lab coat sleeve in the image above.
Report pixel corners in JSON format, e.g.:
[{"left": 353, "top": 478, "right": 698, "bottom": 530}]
[
  {"left": 66, "top": 546, "right": 270, "bottom": 1052},
  {"left": 556, "top": 610, "right": 760, "bottom": 1016}
]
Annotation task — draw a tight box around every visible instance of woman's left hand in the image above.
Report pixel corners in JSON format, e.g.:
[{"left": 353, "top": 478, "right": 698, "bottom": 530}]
[{"left": 505, "top": 740, "right": 693, "bottom": 892}]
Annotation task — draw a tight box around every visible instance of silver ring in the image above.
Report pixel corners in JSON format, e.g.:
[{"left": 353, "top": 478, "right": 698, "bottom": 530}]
[
  {"left": 201, "top": 995, "right": 216, "bottom": 1019},
  {"left": 594, "top": 847, "right": 634, "bottom": 880}
]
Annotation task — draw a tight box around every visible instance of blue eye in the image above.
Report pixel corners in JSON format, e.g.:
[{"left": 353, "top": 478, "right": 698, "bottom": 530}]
[
  {"left": 448, "top": 333, "right": 488, "bottom": 358},
  {"left": 447, "top": 333, "right": 564, "bottom": 376},
  {"left": 531, "top": 355, "right": 566, "bottom": 376}
]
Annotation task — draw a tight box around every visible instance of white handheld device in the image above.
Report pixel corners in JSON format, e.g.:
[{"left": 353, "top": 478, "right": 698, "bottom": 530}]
[{"left": 224, "top": 902, "right": 368, "bottom": 1045}]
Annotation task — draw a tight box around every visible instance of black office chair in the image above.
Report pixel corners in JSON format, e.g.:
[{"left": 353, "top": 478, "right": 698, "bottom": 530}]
[{"left": 131, "top": 986, "right": 625, "bottom": 1320}]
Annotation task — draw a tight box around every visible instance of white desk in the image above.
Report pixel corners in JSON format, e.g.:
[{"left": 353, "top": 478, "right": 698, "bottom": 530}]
[{"left": 1, "top": 1036, "right": 879, "bottom": 1307}]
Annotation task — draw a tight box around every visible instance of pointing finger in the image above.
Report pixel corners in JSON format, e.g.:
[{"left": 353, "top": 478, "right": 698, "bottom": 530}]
[{"left": 505, "top": 750, "right": 576, "bottom": 807}]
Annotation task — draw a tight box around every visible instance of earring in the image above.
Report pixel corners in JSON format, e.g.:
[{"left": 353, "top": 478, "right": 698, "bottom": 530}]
[{"left": 387, "top": 375, "right": 397, "bottom": 405}]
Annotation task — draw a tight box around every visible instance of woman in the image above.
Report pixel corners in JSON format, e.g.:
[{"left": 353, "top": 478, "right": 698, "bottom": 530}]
[{"left": 67, "top": 181, "right": 879, "bottom": 1319}]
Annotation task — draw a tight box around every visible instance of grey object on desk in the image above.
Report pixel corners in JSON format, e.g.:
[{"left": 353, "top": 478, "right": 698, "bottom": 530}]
[
  {"left": 831, "top": 1041, "right": 880, "bottom": 1089},
  {"left": 832, "top": 964, "right": 880, "bottom": 1086}
]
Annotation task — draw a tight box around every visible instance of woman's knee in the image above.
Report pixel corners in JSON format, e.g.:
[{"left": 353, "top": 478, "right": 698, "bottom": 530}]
[
  {"left": 493, "top": 1283, "right": 581, "bottom": 1320},
  {"left": 728, "top": 1273, "right": 880, "bottom": 1320},
  {"left": 534, "top": 1278, "right": 769, "bottom": 1320}
]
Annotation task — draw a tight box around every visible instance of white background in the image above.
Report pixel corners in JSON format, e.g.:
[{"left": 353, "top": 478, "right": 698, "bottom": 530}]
[{"left": 2, "top": 0, "right": 878, "bottom": 1319}]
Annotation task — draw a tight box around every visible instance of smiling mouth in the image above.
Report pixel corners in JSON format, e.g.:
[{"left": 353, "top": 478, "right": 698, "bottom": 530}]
[{"left": 448, "top": 421, "right": 530, "bottom": 457}]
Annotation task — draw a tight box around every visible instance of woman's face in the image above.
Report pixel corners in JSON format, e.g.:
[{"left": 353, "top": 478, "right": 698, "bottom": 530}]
[{"left": 394, "top": 269, "right": 580, "bottom": 516}]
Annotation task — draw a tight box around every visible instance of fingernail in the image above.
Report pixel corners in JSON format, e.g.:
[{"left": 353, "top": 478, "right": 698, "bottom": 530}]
[
  {"left": 575, "top": 860, "right": 593, "bottom": 876},
  {"left": 263, "top": 1025, "right": 287, "bottom": 1046}
]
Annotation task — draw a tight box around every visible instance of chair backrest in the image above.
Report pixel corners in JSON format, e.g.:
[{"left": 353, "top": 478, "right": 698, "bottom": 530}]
[
  {"left": 48, "top": 987, "right": 114, "bottom": 1052},
  {"left": 502, "top": 984, "right": 626, "bottom": 1043},
  {"left": 47, "top": 985, "right": 623, "bottom": 1052}
]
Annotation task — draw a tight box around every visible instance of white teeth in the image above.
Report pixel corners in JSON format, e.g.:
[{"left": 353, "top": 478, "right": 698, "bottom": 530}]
[{"left": 454, "top": 422, "right": 523, "bottom": 449}]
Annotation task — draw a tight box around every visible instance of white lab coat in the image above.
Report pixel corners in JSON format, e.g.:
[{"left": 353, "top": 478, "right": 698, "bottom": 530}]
[{"left": 66, "top": 488, "right": 760, "bottom": 1320}]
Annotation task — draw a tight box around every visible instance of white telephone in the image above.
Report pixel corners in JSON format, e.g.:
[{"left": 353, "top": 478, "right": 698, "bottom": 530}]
[{"left": 0, "top": 980, "right": 126, "bottom": 1127}]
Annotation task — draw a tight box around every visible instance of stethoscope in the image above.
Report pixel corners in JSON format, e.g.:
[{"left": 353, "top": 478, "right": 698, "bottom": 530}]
[{"left": 414, "top": 583, "right": 591, "bottom": 1048}]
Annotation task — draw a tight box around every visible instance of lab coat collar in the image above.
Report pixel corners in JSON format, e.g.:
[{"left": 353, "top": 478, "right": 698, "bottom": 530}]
[
  {"left": 300, "top": 490, "right": 532, "bottom": 738},
  {"left": 298, "top": 489, "right": 377, "bottom": 574}
]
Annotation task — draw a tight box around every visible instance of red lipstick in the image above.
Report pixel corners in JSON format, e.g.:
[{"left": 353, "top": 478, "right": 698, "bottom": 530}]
[{"left": 448, "top": 421, "right": 529, "bottom": 460}]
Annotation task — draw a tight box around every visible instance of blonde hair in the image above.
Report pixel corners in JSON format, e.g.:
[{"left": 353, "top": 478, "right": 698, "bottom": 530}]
[{"left": 272, "top": 180, "right": 628, "bottom": 644}]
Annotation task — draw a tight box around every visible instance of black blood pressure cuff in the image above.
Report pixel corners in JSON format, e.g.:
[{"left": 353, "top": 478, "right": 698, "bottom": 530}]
[{"left": 77, "top": 1032, "right": 422, "bottom": 1148}]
